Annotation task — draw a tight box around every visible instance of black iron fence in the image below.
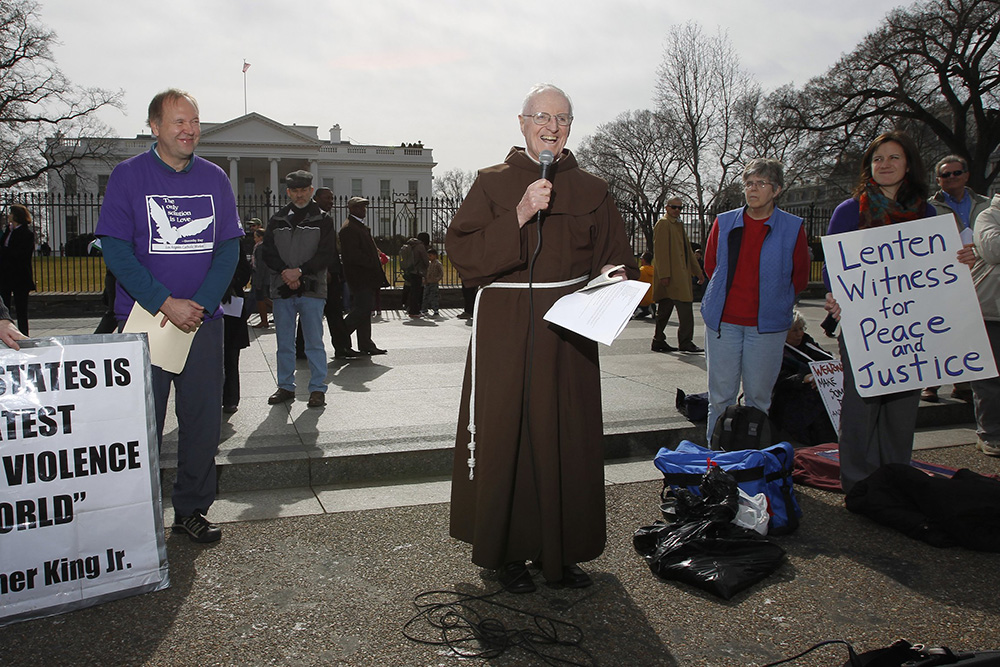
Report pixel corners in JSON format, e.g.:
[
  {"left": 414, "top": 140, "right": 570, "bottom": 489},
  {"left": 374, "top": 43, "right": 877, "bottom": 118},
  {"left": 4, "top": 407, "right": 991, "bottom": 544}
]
[{"left": 1, "top": 191, "right": 834, "bottom": 293}]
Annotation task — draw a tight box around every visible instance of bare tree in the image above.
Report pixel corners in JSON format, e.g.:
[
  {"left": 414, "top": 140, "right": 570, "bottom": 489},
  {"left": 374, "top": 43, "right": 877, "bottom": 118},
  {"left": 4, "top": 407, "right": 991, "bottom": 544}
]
[
  {"left": 776, "top": 0, "right": 1000, "bottom": 192},
  {"left": 576, "top": 109, "right": 686, "bottom": 247},
  {"left": 655, "top": 22, "right": 762, "bottom": 238},
  {"left": 433, "top": 167, "right": 476, "bottom": 200},
  {"left": 432, "top": 168, "right": 475, "bottom": 243},
  {"left": 0, "top": 0, "right": 123, "bottom": 189}
]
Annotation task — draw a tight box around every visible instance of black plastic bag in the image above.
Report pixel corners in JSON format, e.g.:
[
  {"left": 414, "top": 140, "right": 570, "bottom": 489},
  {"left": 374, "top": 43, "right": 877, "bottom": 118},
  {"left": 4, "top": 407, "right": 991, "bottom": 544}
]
[
  {"left": 637, "top": 464, "right": 784, "bottom": 599},
  {"left": 633, "top": 519, "right": 785, "bottom": 599},
  {"left": 662, "top": 464, "right": 739, "bottom": 524}
]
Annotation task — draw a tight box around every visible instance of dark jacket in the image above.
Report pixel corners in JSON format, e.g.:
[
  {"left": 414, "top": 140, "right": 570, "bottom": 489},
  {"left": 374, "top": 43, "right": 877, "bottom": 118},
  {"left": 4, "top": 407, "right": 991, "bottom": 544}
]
[
  {"left": 0, "top": 224, "right": 36, "bottom": 291},
  {"left": 339, "top": 216, "right": 385, "bottom": 290},
  {"left": 262, "top": 202, "right": 337, "bottom": 300}
]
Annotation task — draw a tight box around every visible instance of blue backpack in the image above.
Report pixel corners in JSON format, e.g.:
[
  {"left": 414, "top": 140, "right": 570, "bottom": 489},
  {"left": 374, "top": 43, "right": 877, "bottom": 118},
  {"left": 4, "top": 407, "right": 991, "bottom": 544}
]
[{"left": 654, "top": 440, "right": 802, "bottom": 534}]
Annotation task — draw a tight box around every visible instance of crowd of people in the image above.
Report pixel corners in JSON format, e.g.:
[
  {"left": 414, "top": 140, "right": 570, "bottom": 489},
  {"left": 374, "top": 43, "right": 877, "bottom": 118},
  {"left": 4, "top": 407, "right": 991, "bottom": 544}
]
[{"left": 1, "top": 83, "right": 998, "bottom": 597}]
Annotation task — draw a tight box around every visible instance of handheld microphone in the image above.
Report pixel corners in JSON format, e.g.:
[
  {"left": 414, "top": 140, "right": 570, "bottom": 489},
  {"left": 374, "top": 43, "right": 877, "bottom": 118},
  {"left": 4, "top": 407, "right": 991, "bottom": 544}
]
[{"left": 539, "top": 150, "right": 555, "bottom": 181}]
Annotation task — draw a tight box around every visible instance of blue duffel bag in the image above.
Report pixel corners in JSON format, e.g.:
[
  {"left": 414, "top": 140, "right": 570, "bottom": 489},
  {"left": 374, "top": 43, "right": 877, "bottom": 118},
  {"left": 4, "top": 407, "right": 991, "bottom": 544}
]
[{"left": 654, "top": 440, "right": 802, "bottom": 534}]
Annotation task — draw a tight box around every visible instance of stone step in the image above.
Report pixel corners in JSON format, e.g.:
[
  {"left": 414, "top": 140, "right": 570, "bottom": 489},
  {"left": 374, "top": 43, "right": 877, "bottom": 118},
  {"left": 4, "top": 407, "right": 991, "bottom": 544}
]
[{"left": 157, "top": 399, "right": 972, "bottom": 494}]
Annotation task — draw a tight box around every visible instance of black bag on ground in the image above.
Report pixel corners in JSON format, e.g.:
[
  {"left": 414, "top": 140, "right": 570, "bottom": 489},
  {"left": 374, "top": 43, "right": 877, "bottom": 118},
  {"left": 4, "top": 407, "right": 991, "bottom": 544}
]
[
  {"left": 845, "top": 639, "right": 1000, "bottom": 666},
  {"left": 710, "top": 404, "right": 773, "bottom": 451},
  {"left": 633, "top": 465, "right": 785, "bottom": 599},
  {"left": 675, "top": 388, "right": 709, "bottom": 422},
  {"left": 632, "top": 519, "right": 786, "bottom": 600},
  {"left": 845, "top": 464, "right": 1000, "bottom": 551}
]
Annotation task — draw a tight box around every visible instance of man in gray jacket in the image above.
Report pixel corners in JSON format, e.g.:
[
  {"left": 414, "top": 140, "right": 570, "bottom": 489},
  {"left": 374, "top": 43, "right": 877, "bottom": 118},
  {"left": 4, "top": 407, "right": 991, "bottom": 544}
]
[
  {"left": 924, "top": 155, "right": 991, "bottom": 403},
  {"left": 262, "top": 170, "right": 338, "bottom": 408},
  {"left": 969, "top": 194, "right": 1000, "bottom": 457}
]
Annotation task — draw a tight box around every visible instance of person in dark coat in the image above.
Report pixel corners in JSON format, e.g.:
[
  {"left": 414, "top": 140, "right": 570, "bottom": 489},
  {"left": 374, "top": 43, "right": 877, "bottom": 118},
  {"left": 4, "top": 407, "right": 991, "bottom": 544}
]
[
  {"left": 0, "top": 204, "right": 37, "bottom": 334},
  {"left": 222, "top": 249, "right": 252, "bottom": 413},
  {"left": 769, "top": 310, "right": 838, "bottom": 447}
]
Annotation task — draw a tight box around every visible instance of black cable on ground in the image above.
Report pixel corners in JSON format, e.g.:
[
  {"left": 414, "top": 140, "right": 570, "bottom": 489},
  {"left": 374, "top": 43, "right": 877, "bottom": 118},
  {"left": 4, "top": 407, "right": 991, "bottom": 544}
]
[
  {"left": 402, "top": 588, "right": 595, "bottom": 666},
  {"left": 760, "top": 639, "right": 861, "bottom": 666},
  {"left": 402, "top": 188, "right": 596, "bottom": 664}
]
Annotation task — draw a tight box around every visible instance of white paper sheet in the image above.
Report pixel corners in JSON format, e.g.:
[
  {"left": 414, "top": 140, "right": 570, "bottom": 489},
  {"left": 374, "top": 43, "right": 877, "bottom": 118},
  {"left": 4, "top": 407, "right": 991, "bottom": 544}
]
[
  {"left": 543, "top": 279, "right": 649, "bottom": 346},
  {"left": 221, "top": 296, "right": 244, "bottom": 318}
]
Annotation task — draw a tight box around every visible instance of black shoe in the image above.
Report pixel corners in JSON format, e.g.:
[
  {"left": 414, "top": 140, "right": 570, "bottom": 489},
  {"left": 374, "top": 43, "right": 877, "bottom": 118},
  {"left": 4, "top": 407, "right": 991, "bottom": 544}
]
[
  {"left": 359, "top": 346, "right": 387, "bottom": 355},
  {"left": 268, "top": 388, "right": 295, "bottom": 404},
  {"left": 334, "top": 348, "right": 361, "bottom": 360},
  {"left": 678, "top": 343, "right": 704, "bottom": 354},
  {"left": 498, "top": 561, "right": 535, "bottom": 594},
  {"left": 172, "top": 511, "right": 222, "bottom": 543},
  {"left": 222, "top": 405, "right": 239, "bottom": 414},
  {"left": 307, "top": 391, "right": 326, "bottom": 408},
  {"left": 553, "top": 564, "right": 592, "bottom": 589},
  {"left": 651, "top": 340, "right": 676, "bottom": 353}
]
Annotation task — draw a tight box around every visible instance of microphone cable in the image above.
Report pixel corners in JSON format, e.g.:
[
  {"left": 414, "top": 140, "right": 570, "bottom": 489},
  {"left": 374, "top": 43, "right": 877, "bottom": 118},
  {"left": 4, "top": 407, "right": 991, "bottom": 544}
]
[{"left": 521, "top": 163, "right": 553, "bottom": 572}]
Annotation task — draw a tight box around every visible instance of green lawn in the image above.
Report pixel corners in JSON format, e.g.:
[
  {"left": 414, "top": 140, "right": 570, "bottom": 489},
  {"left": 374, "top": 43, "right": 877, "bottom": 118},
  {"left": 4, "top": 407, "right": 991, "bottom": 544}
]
[{"left": 32, "top": 256, "right": 106, "bottom": 293}]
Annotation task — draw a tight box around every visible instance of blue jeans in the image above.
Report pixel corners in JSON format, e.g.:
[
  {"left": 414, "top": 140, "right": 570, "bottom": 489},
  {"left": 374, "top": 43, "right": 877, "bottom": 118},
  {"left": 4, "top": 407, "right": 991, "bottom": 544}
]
[
  {"left": 705, "top": 322, "right": 786, "bottom": 440},
  {"left": 273, "top": 295, "right": 328, "bottom": 393}
]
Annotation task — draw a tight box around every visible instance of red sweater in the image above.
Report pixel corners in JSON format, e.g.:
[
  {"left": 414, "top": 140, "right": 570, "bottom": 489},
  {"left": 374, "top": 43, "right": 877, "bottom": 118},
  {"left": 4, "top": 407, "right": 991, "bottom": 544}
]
[{"left": 704, "top": 210, "right": 810, "bottom": 327}]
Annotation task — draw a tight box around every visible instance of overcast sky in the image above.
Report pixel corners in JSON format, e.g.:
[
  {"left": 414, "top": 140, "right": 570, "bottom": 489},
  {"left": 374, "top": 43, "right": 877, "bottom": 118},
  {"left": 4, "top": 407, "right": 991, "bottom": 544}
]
[{"left": 41, "top": 0, "right": 907, "bottom": 179}]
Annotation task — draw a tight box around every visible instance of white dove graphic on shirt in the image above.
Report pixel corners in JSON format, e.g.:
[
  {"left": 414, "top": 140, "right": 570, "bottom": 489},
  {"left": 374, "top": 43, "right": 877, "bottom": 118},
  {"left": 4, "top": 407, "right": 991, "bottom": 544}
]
[{"left": 148, "top": 198, "right": 214, "bottom": 244}]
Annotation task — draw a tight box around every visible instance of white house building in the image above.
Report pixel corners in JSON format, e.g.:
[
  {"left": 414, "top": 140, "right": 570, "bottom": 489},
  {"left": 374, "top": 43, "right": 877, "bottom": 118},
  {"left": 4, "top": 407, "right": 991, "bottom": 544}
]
[{"left": 46, "top": 112, "right": 436, "bottom": 250}]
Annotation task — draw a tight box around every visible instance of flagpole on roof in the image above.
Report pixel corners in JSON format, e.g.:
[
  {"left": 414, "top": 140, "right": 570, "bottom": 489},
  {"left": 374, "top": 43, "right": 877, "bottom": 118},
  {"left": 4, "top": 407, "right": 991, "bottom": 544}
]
[{"left": 242, "top": 60, "right": 251, "bottom": 115}]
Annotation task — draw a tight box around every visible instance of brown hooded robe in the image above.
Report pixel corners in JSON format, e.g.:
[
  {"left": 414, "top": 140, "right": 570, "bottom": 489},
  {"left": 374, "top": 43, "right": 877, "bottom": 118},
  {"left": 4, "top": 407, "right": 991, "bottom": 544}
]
[{"left": 445, "top": 148, "right": 638, "bottom": 581}]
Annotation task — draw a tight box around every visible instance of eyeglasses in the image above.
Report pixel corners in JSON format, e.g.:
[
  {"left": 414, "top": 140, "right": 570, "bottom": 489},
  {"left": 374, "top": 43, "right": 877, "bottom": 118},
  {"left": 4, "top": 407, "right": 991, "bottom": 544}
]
[
  {"left": 667, "top": 205, "right": 683, "bottom": 211},
  {"left": 744, "top": 180, "right": 772, "bottom": 190},
  {"left": 938, "top": 169, "right": 965, "bottom": 179},
  {"left": 521, "top": 112, "right": 573, "bottom": 127}
]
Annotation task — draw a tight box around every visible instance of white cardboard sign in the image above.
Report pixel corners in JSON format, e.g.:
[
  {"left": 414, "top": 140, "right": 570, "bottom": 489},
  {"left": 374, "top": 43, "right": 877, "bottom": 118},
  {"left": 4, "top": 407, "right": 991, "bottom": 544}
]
[
  {"left": 809, "top": 359, "right": 844, "bottom": 438},
  {"left": 0, "top": 335, "right": 168, "bottom": 626},
  {"left": 822, "top": 215, "right": 997, "bottom": 397}
]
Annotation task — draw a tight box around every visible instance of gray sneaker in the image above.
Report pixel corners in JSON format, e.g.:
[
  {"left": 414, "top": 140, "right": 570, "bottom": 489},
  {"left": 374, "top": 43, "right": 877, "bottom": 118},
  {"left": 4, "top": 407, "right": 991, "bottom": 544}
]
[{"left": 976, "top": 437, "right": 1000, "bottom": 457}]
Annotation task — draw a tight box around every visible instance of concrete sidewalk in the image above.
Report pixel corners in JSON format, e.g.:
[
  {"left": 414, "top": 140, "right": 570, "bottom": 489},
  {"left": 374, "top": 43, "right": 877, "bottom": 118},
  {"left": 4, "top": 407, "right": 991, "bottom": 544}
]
[
  {"left": 4, "top": 301, "right": 998, "bottom": 666},
  {"left": 3, "top": 446, "right": 998, "bottom": 666}
]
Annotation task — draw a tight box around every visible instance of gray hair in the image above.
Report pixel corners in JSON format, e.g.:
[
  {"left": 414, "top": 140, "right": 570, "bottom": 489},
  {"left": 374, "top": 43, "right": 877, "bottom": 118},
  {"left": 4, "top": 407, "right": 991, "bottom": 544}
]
[
  {"left": 936, "top": 154, "right": 968, "bottom": 175},
  {"left": 790, "top": 309, "right": 806, "bottom": 329},
  {"left": 521, "top": 83, "right": 573, "bottom": 116},
  {"left": 743, "top": 158, "right": 784, "bottom": 190}
]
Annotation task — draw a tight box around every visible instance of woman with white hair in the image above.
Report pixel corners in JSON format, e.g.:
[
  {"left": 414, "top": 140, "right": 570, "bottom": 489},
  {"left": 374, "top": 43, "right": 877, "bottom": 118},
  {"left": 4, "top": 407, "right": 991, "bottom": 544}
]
[{"left": 700, "top": 158, "right": 811, "bottom": 442}]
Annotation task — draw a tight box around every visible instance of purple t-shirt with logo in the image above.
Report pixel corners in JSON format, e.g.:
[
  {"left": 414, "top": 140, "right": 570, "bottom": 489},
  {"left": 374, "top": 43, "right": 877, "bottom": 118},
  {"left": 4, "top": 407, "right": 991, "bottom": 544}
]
[{"left": 96, "top": 150, "right": 243, "bottom": 320}]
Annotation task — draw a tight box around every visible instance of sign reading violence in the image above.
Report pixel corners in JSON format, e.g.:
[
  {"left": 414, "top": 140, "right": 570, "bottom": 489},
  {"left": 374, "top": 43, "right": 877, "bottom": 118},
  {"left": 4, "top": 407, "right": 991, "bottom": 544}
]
[
  {"left": 0, "top": 335, "right": 168, "bottom": 626},
  {"left": 822, "top": 214, "right": 997, "bottom": 398}
]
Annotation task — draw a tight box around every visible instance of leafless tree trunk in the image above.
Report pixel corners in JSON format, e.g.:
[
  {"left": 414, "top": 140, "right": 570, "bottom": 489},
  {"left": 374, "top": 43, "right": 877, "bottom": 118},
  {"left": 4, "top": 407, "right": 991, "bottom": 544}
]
[
  {"left": 0, "top": 0, "right": 123, "bottom": 190},
  {"left": 655, "top": 22, "right": 762, "bottom": 239},
  {"left": 576, "top": 109, "right": 686, "bottom": 248}
]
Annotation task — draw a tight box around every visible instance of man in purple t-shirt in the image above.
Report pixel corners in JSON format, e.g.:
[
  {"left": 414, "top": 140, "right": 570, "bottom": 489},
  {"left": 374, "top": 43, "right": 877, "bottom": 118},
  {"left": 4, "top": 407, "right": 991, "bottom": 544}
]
[{"left": 96, "top": 89, "right": 243, "bottom": 543}]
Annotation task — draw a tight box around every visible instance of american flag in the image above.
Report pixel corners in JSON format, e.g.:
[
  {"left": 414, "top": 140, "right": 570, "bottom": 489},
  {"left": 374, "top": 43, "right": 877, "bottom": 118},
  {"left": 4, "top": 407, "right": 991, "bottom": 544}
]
[{"left": 242, "top": 61, "right": 251, "bottom": 73}]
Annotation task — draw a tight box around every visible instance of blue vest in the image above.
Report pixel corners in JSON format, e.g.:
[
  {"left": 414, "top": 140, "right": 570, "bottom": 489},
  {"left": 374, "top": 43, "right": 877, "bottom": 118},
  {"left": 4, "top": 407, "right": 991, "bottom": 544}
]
[{"left": 700, "top": 207, "right": 803, "bottom": 334}]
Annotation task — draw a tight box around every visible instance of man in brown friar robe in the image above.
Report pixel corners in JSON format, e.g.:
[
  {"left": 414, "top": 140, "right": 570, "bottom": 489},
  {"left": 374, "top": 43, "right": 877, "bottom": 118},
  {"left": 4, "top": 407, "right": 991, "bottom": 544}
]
[{"left": 445, "top": 84, "right": 638, "bottom": 593}]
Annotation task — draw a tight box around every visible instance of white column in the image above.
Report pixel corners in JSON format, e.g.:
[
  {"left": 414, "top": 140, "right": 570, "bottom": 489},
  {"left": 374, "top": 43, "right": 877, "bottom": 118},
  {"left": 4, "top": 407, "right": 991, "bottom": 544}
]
[
  {"left": 310, "top": 160, "right": 319, "bottom": 189},
  {"left": 227, "top": 157, "right": 239, "bottom": 195},
  {"left": 269, "top": 158, "right": 280, "bottom": 197}
]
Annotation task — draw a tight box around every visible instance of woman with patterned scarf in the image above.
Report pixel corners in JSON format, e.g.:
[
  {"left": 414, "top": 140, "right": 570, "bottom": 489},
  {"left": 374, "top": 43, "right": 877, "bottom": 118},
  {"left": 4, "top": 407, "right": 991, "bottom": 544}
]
[{"left": 822, "top": 131, "right": 938, "bottom": 493}]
